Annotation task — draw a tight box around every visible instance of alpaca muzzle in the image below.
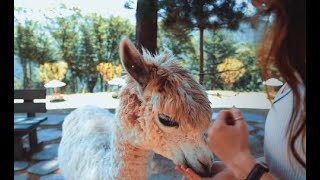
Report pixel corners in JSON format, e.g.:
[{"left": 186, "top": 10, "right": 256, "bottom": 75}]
[{"left": 182, "top": 156, "right": 212, "bottom": 177}]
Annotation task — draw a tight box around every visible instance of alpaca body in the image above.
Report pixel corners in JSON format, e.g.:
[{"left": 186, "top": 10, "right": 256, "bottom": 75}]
[
  {"left": 59, "top": 39, "right": 214, "bottom": 179},
  {"left": 58, "top": 105, "right": 152, "bottom": 180}
]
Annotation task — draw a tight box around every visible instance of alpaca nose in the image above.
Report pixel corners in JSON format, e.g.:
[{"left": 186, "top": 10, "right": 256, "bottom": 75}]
[{"left": 197, "top": 159, "right": 212, "bottom": 177}]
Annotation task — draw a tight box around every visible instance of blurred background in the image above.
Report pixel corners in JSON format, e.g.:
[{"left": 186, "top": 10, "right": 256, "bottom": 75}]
[
  {"left": 14, "top": 0, "right": 280, "bottom": 94},
  {"left": 14, "top": 0, "right": 282, "bottom": 179}
]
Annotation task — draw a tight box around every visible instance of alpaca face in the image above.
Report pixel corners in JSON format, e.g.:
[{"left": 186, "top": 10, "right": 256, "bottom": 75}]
[{"left": 119, "top": 39, "right": 214, "bottom": 176}]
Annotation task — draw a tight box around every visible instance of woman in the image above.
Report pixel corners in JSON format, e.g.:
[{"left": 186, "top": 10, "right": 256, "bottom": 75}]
[{"left": 176, "top": 0, "right": 306, "bottom": 179}]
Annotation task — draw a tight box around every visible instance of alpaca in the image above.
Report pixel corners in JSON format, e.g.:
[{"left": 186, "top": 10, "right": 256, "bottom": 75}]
[{"left": 58, "top": 39, "right": 214, "bottom": 180}]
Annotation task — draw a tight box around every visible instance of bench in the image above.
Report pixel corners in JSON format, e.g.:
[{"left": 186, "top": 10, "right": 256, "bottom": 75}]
[{"left": 14, "top": 89, "right": 48, "bottom": 160}]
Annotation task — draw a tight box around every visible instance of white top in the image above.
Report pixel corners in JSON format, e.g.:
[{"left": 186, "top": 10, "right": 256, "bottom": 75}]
[{"left": 264, "top": 83, "right": 306, "bottom": 180}]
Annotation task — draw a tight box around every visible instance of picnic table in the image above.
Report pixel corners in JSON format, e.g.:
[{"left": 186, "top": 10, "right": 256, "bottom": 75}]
[{"left": 14, "top": 89, "right": 48, "bottom": 160}]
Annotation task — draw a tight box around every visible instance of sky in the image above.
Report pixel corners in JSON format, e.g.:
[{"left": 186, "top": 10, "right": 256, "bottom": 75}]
[{"left": 14, "top": 0, "right": 138, "bottom": 25}]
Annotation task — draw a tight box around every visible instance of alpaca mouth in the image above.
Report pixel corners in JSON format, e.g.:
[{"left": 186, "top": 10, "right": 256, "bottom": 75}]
[{"left": 182, "top": 157, "right": 212, "bottom": 177}]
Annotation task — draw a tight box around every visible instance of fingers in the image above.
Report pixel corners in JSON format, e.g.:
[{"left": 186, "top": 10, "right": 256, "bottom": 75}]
[
  {"left": 176, "top": 165, "right": 190, "bottom": 179},
  {"left": 208, "top": 108, "right": 247, "bottom": 139},
  {"left": 215, "top": 108, "right": 245, "bottom": 126},
  {"left": 210, "top": 110, "right": 232, "bottom": 129},
  {"left": 230, "top": 108, "right": 243, "bottom": 120},
  {"left": 185, "top": 168, "right": 202, "bottom": 180},
  {"left": 215, "top": 110, "right": 232, "bottom": 124},
  {"left": 230, "top": 108, "right": 247, "bottom": 131},
  {"left": 176, "top": 164, "right": 185, "bottom": 174},
  {"left": 176, "top": 164, "right": 202, "bottom": 180}
]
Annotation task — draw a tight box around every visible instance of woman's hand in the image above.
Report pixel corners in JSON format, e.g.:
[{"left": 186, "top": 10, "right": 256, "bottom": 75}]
[
  {"left": 176, "top": 164, "right": 203, "bottom": 180},
  {"left": 175, "top": 164, "right": 237, "bottom": 180},
  {"left": 207, "top": 108, "right": 257, "bottom": 179}
]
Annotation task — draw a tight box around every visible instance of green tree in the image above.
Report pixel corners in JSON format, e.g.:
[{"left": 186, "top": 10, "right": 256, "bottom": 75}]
[
  {"left": 48, "top": 5, "right": 82, "bottom": 92},
  {"left": 14, "top": 76, "right": 23, "bottom": 89},
  {"left": 217, "top": 57, "right": 245, "bottom": 86},
  {"left": 15, "top": 6, "right": 59, "bottom": 88},
  {"left": 14, "top": 20, "right": 39, "bottom": 88},
  {"left": 158, "top": 21, "right": 199, "bottom": 79},
  {"left": 78, "top": 21, "right": 99, "bottom": 93},
  {"left": 97, "top": 62, "right": 123, "bottom": 83},
  {"left": 39, "top": 61, "right": 68, "bottom": 84},
  {"left": 90, "top": 14, "right": 108, "bottom": 91},
  {"left": 84, "top": 14, "right": 134, "bottom": 90},
  {"left": 234, "top": 43, "right": 263, "bottom": 91},
  {"left": 204, "top": 30, "right": 237, "bottom": 89},
  {"left": 104, "top": 16, "right": 135, "bottom": 64},
  {"left": 34, "top": 25, "right": 57, "bottom": 64},
  {"left": 158, "top": 22, "right": 196, "bottom": 61},
  {"left": 159, "top": 0, "right": 247, "bottom": 84}
]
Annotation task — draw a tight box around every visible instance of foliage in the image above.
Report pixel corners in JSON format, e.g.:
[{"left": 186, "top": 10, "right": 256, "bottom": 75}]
[
  {"left": 97, "top": 63, "right": 123, "bottom": 83},
  {"left": 39, "top": 61, "right": 68, "bottom": 84},
  {"left": 42, "top": 6, "right": 82, "bottom": 92},
  {"left": 104, "top": 16, "right": 135, "bottom": 64},
  {"left": 203, "top": 30, "right": 237, "bottom": 89},
  {"left": 158, "top": 22, "right": 196, "bottom": 60},
  {"left": 158, "top": 21, "right": 199, "bottom": 78},
  {"left": 217, "top": 58, "right": 245, "bottom": 85},
  {"left": 233, "top": 43, "right": 263, "bottom": 91},
  {"left": 159, "top": 0, "right": 248, "bottom": 84},
  {"left": 34, "top": 26, "right": 57, "bottom": 64},
  {"left": 14, "top": 2, "right": 264, "bottom": 93},
  {"left": 14, "top": 5, "right": 134, "bottom": 93},
  {"left": 203, "top": 31, "right": 263, "bottom": 91},
  {"left": 14, "top": 77, "right": 23, "bottom": 89},
  {"left": 14, "top": 14, "right": 40, "bottom": 88}
]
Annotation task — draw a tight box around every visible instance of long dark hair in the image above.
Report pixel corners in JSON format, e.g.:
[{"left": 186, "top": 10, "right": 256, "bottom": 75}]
[{"left": 253, "top": 0, "right": 306, "bottom": 168}]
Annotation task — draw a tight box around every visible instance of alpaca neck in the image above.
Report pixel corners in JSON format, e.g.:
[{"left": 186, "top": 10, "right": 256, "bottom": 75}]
[{"left": 111, "top": 129, "right": 152, "bottom": 180}]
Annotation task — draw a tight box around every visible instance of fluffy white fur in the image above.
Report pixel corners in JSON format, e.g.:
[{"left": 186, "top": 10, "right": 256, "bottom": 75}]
[{"left": 58, "top": 106, "right": 152, "bottom": 180}]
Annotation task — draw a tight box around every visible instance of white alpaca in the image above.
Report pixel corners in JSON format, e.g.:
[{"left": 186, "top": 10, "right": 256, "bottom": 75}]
[{"left": 58, "top": 39, "right": 214, "bottom": 180}]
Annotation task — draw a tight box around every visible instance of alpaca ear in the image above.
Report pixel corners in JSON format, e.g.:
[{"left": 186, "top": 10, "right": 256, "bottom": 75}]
[{"left": 120, "top": 38, "right": 150, "bottom": 88}]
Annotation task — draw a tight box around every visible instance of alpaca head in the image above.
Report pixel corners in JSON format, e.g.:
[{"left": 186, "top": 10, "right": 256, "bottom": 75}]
[{"left": 118, "top": 39, "right": 214, "bottom": 176}]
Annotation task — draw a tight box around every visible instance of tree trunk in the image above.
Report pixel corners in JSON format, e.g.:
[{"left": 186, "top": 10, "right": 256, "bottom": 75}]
[
  {"left": 135, "top": 0, "right": 158, "bottom": 54},
  {"left": 73, "top": 78, "right": 77, "bottom": 93},
  {"left": 100, "top": 75, "right": 104, "bottom": 92},
  {"left": 199, "top": 28, "right": 204, "bottom": 85},
  {"left": 21, "top": 59, "right": 29, "bottom": 89},
  {"left": 88, "top": 78, "right": 97, "bottom": 93},
  {"left": 88, "top": 86, "right": 95, "bottom": 93},
  {"left": 210, "top": 76, "right": 215, "bottom": 90},
  {"left": 28, "top": 62, "right": 33, "bottom": 88}
]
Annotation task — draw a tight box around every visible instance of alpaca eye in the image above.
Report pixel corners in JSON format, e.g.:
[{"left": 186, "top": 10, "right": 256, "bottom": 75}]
[{"left": 158, "top": 113, "right": 179, "bottom": 127}]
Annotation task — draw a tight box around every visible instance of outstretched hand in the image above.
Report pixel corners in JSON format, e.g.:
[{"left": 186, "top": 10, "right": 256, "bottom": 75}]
[
  {"left": 207, "top": 108, "right": 256, "bottom": 179},
  {"left": 207, "top": 108, "right": 251, "bottom": 163},
  {"left": 175, "top": 164, "right": 237, "bottom": 180},
  {"left": 175, "top": 164, "right": 210, "bottom": 180}
]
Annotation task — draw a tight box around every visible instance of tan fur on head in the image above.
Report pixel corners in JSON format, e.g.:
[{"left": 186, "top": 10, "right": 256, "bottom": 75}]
[
  {"left": 118, "top": 38, "right": 213, "bottom": 176},
  {"left": 119, "top": 39, "right": 211, "bottom": 128}
]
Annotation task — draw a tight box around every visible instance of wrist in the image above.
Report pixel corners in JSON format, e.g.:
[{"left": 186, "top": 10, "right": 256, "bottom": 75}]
[{"left": 226, "top": 152, "right": 257, "bottom": 179}]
